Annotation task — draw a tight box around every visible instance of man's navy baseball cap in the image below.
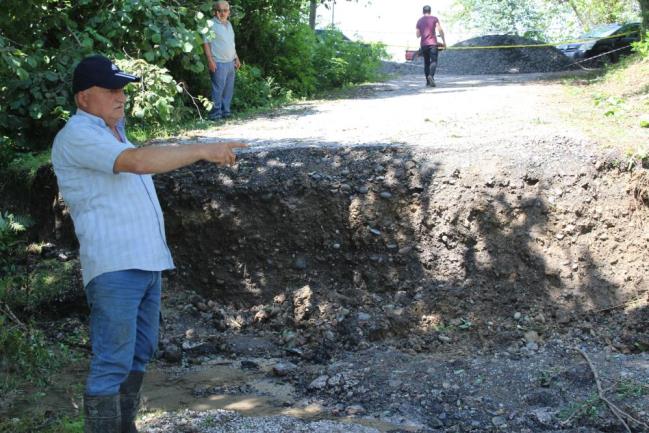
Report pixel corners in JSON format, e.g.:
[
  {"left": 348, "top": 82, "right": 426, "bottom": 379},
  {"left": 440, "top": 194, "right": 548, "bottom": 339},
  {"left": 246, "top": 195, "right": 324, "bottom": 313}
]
[{"left": 72, "top": 54, "right": 140, "bottom": 94}]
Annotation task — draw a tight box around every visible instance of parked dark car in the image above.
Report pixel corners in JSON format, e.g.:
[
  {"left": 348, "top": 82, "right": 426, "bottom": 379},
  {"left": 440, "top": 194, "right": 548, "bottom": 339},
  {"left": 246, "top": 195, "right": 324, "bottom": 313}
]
[{"left": 558, "top": 22, "right": 641, "bottom": 63}]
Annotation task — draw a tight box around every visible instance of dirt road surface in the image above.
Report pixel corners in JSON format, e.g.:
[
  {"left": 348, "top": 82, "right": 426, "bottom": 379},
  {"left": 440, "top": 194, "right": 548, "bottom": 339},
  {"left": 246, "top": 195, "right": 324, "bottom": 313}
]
[{"left": 188, "top": 71, "right": 594, "bottom": 177}]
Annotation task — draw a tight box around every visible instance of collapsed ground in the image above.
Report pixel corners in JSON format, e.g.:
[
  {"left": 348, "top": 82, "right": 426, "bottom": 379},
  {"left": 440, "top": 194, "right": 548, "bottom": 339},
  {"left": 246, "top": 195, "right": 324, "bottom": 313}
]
[{"left": 3, "top": 39, "right": 649, "bottom": 433}]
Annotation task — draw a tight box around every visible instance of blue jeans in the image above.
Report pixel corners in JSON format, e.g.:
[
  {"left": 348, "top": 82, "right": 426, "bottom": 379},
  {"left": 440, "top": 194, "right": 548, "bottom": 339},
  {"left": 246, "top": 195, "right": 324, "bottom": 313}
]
[
  {"left": 85, "top": 270, "right": 161, "bottom": 396},
  {"left": 209, "top": 60, "right": 236, "bottom": 119}
]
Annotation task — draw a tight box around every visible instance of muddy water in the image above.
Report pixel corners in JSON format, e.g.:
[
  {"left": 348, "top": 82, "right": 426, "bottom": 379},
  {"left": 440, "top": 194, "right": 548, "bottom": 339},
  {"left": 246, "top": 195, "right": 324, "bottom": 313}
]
[
  {"left": 6, "top": 359, "right": 412, "bottom": 432},
  {"left": 143, "top": 359, "right": 417, "bottom": 432},
  {"left": 144, "top": 360, "right": 295, "bottom": 415}
]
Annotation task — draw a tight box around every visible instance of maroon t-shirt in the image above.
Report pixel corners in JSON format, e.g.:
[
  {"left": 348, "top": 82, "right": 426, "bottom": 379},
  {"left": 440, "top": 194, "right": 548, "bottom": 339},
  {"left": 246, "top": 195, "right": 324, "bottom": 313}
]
[{"left": 416, "top": 15, "right": 439, "bottom": 47}]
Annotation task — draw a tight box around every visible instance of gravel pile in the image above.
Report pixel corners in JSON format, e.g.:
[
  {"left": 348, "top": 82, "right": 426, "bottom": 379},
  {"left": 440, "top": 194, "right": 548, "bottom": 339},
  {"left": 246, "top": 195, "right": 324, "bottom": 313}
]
[
  {"left": 381, "top": 35, "right": 576, "bottom": 76},
  {"left": 434, "top": 35, "right": 576, "bottom": 75}
]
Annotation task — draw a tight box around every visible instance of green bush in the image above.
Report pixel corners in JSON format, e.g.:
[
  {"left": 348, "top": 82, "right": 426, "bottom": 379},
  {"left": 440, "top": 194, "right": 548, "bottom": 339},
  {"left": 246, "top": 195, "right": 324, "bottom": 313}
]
[
  {"left": 1, "top": 0, "right": 388, "bottom": 160},
  {"left": 0, "top": 313, "right": 61, "bottom": 389},
  {"left": 0, "top": 0, "right": 214, "bottom": 153},
  {"left": 0, "top": 414, "right": 83, "bottom": 433},
  {"left": 0, "top": 212, "right": 29, "bottom": 270},
  {"left": 1, "top": 259, "right": 80, "bottom": 313},
  {"left": 632, "top": 31, "right": 649, "bottom": 57},
  {"left": 233, "top": 64, "right": 280, "bottom": 111},
  {"left": 115, "top": 58, "right": 190, "bottom": 127},
  {"left": 271, "top": 21, "right": 319, "bottom": 96},
  {"left": 315, "top": 29, "right": 387, "bottom": 89}
]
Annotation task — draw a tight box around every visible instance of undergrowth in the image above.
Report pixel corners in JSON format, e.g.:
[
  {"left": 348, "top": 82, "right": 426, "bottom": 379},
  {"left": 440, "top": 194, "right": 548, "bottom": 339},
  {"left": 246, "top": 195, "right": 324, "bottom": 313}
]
[{"left": 564, "top": 51, "right": 649, "bottom": 168}]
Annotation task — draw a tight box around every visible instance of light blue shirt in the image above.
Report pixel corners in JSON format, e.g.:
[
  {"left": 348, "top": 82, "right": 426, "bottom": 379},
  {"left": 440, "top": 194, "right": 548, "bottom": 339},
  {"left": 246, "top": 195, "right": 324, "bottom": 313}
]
[
  {"left": 203, "top": 18, "right": 237, "bottom": 62},
  {"left": 52, "top": 109, "right": 174, "bottom": 286}
]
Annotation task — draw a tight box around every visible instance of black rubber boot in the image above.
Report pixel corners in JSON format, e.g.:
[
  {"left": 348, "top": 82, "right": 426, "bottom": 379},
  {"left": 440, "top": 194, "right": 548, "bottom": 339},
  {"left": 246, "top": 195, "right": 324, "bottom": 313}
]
[
  {"left": 84, "top": 394, "right": 121, "bottom": 433},
  {"left": 119, "top": 371, "right": 144, "bottom": 433}
]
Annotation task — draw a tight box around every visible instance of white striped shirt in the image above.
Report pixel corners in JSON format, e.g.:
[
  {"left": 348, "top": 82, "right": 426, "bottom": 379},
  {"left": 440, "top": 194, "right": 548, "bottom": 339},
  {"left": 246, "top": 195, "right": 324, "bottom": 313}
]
[{"left": 52, "top": 109, "right": 174, "bottom": 286}]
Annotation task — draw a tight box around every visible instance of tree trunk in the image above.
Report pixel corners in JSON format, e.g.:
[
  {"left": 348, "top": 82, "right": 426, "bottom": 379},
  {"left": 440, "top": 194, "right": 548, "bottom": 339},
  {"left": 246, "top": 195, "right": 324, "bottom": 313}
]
[
  {"left": 639, "top": 0, "right": 649, "bottom": 35},
  {"left": 309, "top": 0, "right": 317, "bottom": 30},
  {"left": 567, "top": 0, "right": 591, "bottom": 28}
]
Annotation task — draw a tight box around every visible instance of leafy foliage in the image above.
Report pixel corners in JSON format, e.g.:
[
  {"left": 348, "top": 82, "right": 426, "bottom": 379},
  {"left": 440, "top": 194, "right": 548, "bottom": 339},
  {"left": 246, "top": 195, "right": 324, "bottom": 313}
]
[
  {"left": 233, "top": 64, "right": 281, "bottom": 111},
  {"left": 0, "top": 313, "right": 61, "bottom": 389},
  {"left": 0, "top": 0, "right": 386, "bottom": 170},
  {"left": 632, "top": 30, "right": 649, "bottom": 56},
  {"left": 315, "top": 29, "right": 386, "bottom": 88},
  {"left": 563, "top": 0, "right": 642, "bottom": 28},
  {"left": 0, "top": 416, "right": 84, "bottom": 433},
  {"left": 0, "top": 0, "right": 214, "bottom": 156},
  {"left": 0, "top": 212, "right": 29, "bottom": 272},
  {"left": 2, "top": 259, "right": 80, "bottom": 313},
  {"left": 115, "top": 58, "right": 188, "bottom": 126},
  {"left": 451, "top": 0, "right": 550, "bottom": 39},
  {"left": 450, "top": 0, "right": 642, "bottom": 41}
]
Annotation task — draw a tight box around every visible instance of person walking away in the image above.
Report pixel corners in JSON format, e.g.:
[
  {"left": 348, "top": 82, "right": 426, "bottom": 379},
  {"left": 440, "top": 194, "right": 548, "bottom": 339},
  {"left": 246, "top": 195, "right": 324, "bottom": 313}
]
[
  {"left": 202, "top": 0, "right": 241, "bottom": 120},
  {"left": 51, "top": 54, "right": 247, "bottom": 433},
  {"left": 416, "top": 5, "right": 446, "bottom": 87}
]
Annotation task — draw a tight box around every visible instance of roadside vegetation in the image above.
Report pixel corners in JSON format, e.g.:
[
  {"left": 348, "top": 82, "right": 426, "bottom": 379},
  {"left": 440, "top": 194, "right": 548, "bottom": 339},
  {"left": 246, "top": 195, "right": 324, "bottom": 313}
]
[{"left": 561, "top": 34, "right": 649, "bottom": 168}]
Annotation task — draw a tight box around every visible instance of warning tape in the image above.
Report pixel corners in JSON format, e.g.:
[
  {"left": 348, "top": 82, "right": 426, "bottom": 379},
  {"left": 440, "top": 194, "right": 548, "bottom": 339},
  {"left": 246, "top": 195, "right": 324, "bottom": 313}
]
[
  {"left": 389, "top": 30, "right": 638, "bottom": 51},
  {"left": 570, "top": 44, "right": 632, "bottom": 67}
]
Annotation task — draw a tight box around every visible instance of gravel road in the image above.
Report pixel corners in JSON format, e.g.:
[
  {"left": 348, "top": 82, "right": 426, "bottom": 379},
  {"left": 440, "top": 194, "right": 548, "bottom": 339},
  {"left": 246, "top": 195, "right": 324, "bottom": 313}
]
[{"left": 187, "top": 70, "right": 596, "bottom": 179}]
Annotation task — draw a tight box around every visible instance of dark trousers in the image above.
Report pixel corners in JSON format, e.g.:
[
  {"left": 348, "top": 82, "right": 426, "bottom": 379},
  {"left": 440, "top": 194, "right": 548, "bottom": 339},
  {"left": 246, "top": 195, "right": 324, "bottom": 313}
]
[{"left": 422, "top": 45, "right": 439, "bottom": 78}]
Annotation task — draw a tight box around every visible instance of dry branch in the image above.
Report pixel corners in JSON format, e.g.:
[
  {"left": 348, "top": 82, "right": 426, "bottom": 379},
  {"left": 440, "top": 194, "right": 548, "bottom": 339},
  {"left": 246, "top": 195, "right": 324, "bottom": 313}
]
[{"left": 576, "top": 347, "right": 649, "bottom": 433}]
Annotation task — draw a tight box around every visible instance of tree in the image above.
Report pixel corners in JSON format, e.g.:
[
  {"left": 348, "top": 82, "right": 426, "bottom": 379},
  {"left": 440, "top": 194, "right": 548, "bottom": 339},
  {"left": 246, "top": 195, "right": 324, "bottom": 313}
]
[
  {"left": 639, "top": 0, "right": 649, "bottom": 32},
  {"left": 556, "top": 0, "right": 640, "bottom": 27},
  {"left": 451, "top": 0, "right": 644, "bottom": 39},
  {"left": 451, "top": 0, "right": 550, "bottom": 39},
  {"left": 310, "top": 0, "right": 318, "bottom": 29}
]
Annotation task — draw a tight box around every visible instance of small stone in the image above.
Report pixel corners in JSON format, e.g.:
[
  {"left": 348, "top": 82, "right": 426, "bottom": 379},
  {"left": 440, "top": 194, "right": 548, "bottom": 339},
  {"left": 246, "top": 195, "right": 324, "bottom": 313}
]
[
  {"left": 162, "top": 344, "right": 182, "bottom": 362},
  {"left": 347, "top": 404, "right": 366, "bottom": 415},
  {"left": 357, "top": 312, "right": 371, "bottom": 321},
  {"left": 272, "top": 362, "right": 297, "bottom": 377},
  {"left": 240, "top": 360, "right": 259, "bottom": 370},
  {"left": 514, "top": 312, "right": 522, "bottom": 320},
  {"left": 308, "top": 375, "right": 329, "bottom": 390},
  {"left": 530, "top": 407, "right": 555, "bottom": 426},
  {"left": 492, "top": 416, "right": 507, "bottom": 427},
  {"left": 379, "top": 191, "right": 392, "bottom": 199},
  {"left": 293, "top": 256, "right": 307, "bottom": 270}
]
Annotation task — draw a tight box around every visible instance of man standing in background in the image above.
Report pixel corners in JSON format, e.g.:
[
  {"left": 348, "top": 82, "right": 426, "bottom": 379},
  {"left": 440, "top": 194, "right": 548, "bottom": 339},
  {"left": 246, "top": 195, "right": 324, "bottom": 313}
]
[
  {"left": 203, "top": 1, "right": 241, "bottom": 121},
  {"left": 416, "top": 5, "right": 446, "bottom": 87}
]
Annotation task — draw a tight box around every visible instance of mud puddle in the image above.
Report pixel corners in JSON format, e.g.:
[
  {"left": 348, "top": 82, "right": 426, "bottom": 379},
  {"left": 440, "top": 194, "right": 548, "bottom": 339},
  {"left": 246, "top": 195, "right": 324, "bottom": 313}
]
[{"left": 142, "top": 360, "right": 413, "bottom": 433}]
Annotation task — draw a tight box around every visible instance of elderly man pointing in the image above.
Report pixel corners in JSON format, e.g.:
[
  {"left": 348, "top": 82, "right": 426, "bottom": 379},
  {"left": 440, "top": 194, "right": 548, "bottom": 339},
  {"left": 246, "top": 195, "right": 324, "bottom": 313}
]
[{"left": 52, "top": 54, "right": 246, "bottom": 432}]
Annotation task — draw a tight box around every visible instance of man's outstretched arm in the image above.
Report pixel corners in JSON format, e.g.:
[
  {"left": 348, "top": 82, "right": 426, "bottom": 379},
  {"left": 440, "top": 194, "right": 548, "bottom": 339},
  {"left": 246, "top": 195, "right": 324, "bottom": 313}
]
[{"left": 114, "top": 142, "right": 248, "bottom": 174}]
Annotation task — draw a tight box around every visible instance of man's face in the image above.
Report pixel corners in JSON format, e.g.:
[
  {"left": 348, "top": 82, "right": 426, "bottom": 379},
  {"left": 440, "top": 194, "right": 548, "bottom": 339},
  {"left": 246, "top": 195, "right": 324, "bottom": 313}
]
[
  {"left": 215, "top": 2, "right": 230, "bottom": 22},
  {"left": 76, "top": 86, "right": 127, "bottom": 127}
]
